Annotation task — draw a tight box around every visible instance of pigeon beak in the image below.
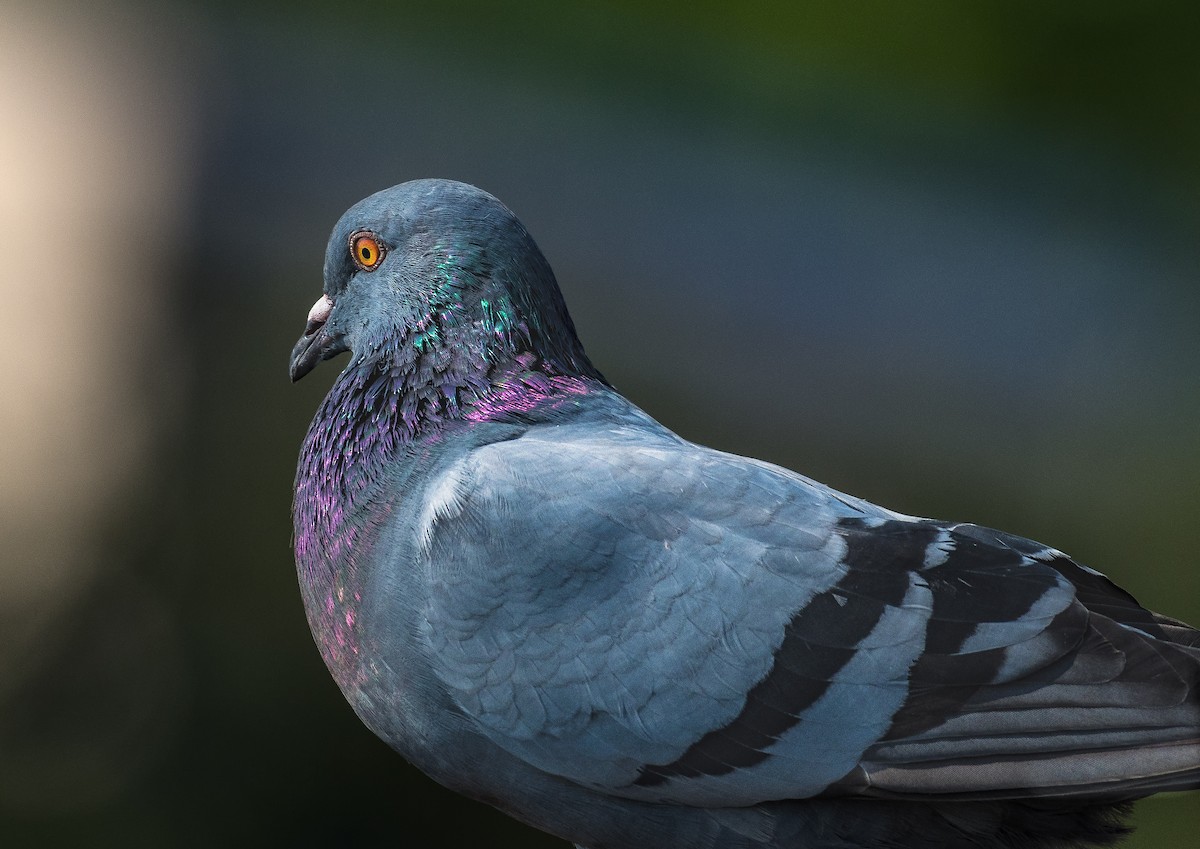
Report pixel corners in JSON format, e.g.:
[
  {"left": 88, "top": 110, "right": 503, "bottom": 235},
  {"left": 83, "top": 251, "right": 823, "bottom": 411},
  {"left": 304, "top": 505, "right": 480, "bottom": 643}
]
[{"left": 289, "top": 294, "right": 341, "bottom": 382}]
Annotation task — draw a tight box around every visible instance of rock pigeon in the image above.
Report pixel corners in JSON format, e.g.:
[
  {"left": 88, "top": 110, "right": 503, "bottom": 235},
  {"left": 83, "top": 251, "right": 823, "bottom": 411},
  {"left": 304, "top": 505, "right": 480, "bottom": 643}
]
[{"left": 290, "top": 179, "right": 1199, "bottom": 849}]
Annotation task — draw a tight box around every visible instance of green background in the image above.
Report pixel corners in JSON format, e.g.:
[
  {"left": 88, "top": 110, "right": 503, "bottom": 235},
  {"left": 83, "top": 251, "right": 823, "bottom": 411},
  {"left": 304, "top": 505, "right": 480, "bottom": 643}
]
[{"left": 1, "top": 1, "right": 1196, "bottom": 846}]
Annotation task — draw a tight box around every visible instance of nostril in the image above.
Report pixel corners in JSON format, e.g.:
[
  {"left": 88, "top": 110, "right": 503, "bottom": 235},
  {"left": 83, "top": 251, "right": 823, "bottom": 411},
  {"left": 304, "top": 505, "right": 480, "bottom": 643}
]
[{"left": 304, "top": 295, "right": 334, "bottom": 336}]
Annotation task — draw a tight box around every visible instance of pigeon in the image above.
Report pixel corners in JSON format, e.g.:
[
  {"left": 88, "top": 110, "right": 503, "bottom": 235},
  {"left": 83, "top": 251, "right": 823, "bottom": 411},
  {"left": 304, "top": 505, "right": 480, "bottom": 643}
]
[{"left": 290, "top": 179, "right": 1199, "bottom": 849}]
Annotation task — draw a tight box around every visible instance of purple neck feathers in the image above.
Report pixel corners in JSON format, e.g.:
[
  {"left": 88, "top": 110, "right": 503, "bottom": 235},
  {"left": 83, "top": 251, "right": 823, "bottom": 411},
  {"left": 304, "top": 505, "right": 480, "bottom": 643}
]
[
  {"left": 294, "top": 320, "right": 596, "bottom": 585},
  {"left": 293, "top": 314, "right": 600, "bottom": 688}
]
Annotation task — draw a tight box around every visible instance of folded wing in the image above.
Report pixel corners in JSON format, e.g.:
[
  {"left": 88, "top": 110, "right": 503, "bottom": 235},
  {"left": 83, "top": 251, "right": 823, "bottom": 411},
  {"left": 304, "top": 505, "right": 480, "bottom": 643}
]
[{"left": 420, "top": 421, "right": 1200, "bottom": 808}]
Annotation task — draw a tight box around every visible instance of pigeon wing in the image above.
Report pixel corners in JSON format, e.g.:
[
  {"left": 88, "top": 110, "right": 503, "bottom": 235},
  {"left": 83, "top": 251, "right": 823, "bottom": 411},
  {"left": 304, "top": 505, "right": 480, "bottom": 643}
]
[
  {"left": 420, "top": 423, "right": 1200, "bottom": 807},
  {"left": 844, "top": 523, "right": 1200, "bottom": 801}
]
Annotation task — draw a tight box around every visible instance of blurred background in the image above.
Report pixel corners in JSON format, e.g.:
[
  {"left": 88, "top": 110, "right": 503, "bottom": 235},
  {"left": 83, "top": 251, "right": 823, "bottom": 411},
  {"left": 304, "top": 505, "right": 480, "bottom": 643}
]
[{"left": 1, "top": 1, "right": 1197, "bottom": 846}]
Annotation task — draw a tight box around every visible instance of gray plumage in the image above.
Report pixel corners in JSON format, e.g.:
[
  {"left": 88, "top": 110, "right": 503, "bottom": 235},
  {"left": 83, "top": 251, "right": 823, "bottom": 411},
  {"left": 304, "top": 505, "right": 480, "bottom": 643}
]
[{"left": 291, "top": 179, "right": 1199, "bottom": 848}]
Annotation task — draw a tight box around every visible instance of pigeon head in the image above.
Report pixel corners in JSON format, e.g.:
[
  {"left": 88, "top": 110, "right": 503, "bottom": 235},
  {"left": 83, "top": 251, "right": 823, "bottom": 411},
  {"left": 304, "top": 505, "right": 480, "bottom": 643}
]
[
  {"left": 289, "top": 179, "right": 594, "bottom": 383},
  {"left": 291, "top": 180, "right": 608, "bottom": 585}
]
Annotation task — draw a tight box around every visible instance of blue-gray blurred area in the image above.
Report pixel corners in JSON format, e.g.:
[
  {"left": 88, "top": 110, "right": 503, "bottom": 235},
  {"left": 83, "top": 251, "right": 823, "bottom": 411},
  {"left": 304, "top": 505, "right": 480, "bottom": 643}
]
[{"left": 1, "top": 1, "right": 1196, "bottom": 846}]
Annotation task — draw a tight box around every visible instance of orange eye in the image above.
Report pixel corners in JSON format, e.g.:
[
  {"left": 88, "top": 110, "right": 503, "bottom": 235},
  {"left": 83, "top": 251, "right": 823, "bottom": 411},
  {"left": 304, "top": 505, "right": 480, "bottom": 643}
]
[{"left": 350, "top": 232, "right": 385, "bottom": 271}]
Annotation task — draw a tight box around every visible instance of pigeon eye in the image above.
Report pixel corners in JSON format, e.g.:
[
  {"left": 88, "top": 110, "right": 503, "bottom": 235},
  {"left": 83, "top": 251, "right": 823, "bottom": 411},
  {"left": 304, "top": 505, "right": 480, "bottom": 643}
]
[{"left": 350, "top": 232, "right": 385, "bottom": 271}]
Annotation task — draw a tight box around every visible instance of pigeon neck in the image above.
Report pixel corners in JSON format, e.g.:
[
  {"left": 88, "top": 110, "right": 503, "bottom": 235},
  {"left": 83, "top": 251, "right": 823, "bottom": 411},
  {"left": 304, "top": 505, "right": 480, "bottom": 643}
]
[{"left": 293, "top": 317, "right": 599, "bottom": 580}]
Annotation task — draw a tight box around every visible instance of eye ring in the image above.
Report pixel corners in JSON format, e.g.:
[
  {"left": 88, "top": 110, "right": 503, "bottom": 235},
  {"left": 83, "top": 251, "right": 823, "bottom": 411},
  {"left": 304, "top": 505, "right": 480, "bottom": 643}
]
[{"left": 349, "top": 230, "right": 386, "bottom": 271}]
